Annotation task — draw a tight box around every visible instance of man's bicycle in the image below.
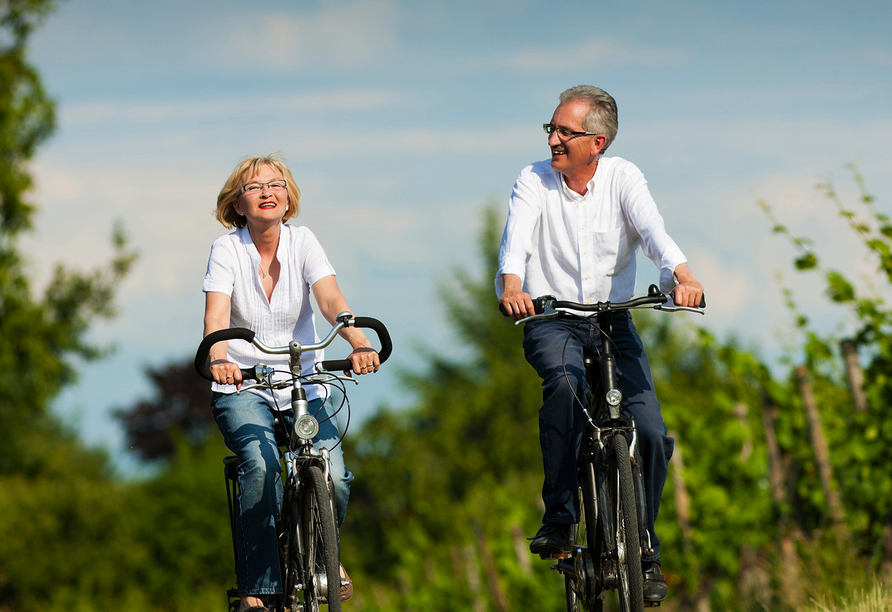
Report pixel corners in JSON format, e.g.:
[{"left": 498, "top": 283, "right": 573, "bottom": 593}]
[
  {"left": 509, "top": 285, "right": 704, "bottom": 612},
  {"left": 195, "top": 312, "right": 392, "bottom": 612}
]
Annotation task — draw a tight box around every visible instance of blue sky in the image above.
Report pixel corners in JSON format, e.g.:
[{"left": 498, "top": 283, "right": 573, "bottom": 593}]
[{"left": 22, "top": 0, "right": 892, "bottom": 471}]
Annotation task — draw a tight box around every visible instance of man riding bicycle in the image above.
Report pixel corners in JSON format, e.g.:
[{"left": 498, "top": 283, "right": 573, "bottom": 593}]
[{"left": 496, "top": 85, "right": 704, "bottom": 604}]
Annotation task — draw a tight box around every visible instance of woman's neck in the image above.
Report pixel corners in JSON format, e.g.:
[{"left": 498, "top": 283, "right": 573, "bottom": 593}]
[{"left": 247, "top": 221, "right": 282, "bottom": 259}]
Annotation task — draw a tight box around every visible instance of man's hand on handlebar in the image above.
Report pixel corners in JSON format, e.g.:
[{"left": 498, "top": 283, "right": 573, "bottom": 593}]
[
  {"left": 499, "top": 274, "right": 536, "bottom": 321},
  {"left": 210, "top": 358, "right": 243, "bottom": 389},
  {"left": 346, "top": 347, "right": 380, "bottom": 376},
  {"left": 500, "top": 289, "right": 536, "bottom": 322},
  {"left": 670, "top": 279, "right": 705, "bottom": 309}
]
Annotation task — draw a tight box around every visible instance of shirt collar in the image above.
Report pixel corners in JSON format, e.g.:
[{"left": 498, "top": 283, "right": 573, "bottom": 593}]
[
  {"left": 236, "top": 223, "right": 289, "bottom": 264},
  {"left": 559, "top": 171, "right": 598, "bottom": 200}
]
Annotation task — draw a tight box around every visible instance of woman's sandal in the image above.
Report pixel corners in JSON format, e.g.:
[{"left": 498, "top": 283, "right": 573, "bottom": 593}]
[{"left": 320, "top": 563, "right": 353, "bottom": 603}]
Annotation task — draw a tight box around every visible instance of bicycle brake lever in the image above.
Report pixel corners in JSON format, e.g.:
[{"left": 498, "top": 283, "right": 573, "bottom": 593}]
[
  {"left": 656, "top": 293, "right": 705, "bottom": 314},
  {"left": 306, "top": 372, "right": 359, "bottom": 385},
  {"left": 514, "top": 305, "right": 561, "bottom": 326}
]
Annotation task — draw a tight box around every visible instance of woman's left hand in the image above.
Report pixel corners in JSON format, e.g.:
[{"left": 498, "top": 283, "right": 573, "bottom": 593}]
[{"left": 347, "top": 347, "right": 380, "bottom": 375}]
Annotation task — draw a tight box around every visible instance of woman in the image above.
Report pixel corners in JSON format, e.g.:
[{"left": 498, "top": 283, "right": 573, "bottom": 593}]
[{"left": 203, "top": 153, "right": 378, "bottom": 611}]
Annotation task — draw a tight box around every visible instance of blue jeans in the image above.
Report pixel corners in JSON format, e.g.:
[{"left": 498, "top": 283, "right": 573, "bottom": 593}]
[
  {"left": 522, "top": 312, "right": 674, "bottom": 561},
  {"left": 211, "top": 391, "right": 354, "bottom": 596}
]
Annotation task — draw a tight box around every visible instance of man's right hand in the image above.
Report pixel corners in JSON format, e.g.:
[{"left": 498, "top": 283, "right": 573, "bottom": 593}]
[{"left": 499, "top": 274, "right": 535, "bottom": 321}]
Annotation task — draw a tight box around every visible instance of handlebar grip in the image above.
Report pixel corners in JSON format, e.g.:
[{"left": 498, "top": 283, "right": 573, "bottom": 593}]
[
  {"left": 194, "top": 328, "right": 257, "bottom": 381},
  {"left": 319, "top": 316, "right": 393, "bottom": 372},
  {"left": 499, "top": 295, "right": 553, "bottom": 317}
]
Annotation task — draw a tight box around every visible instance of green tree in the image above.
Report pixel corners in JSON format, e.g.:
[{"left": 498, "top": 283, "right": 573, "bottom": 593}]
[
  {"left": 0, "top": 0, "right": 136, "bottom": 475},
  {"left": 759, "top": 169, "right": 892, "bottom": 584},
  {"left": 0, "top": 2, "right": 139, "bottom": 609}
]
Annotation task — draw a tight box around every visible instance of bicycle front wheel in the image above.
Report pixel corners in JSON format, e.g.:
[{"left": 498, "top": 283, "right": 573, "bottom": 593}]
[
  {"left": 610, "top": 434, "right": 644, "bottom": 612},
  {"left": 302, "top": 465, "right": 341, "bottom": 612},
  {"left": 281, "top": 494, "right": 303, "bottom": 612},
  {"left": 566, "top": 461, "right": 603, "bottom": 612},
  {"left": 565, "top": 517, "right": 583, "bottom": 612}
]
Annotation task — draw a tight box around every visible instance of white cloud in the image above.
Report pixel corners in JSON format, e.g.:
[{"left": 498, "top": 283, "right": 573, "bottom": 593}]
[
  {"left": 60, "top": 89, "right": 407, "bottom": 126},
  {"left": 491, "top": 37, "right": 688, "bottom": 73},
  {"left": 205, "top": 0, "right": 402, "bottom": 71}
]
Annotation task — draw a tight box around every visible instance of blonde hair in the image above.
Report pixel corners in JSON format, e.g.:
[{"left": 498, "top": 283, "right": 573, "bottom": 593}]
[{"left": 215, "top": 152, "right": 301, "bottom": 229}]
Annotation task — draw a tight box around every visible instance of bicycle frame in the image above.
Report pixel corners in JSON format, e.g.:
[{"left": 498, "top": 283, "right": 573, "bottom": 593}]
[{"left": 511, "top": 284, "right": 704, "bottom": 611}]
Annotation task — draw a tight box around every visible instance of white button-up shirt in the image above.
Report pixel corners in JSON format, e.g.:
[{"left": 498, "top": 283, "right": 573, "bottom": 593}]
[
  {"left": 496, "top": 156, "right": 686, "bottom": 304},
  {"left": 203, "top": 224, "right": 336, "bottom": 405}
]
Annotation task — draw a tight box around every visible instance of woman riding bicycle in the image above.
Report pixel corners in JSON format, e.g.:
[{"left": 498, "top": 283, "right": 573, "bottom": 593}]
[{"left": 202, "top": 152, "right": 379, "bottom": 612}]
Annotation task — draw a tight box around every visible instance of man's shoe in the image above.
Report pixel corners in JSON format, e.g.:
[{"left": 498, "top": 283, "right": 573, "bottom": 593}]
[
  {"left": 642, "top": 560, "right": 667, "bottom": 602},
  {"left": 528, "top": 523, "right": 571, "bottom": 555}
]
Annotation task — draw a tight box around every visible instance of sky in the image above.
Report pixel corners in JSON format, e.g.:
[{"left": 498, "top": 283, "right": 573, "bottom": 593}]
[{"left": 20, "top": 0, "right": 892, "bottom": 473}]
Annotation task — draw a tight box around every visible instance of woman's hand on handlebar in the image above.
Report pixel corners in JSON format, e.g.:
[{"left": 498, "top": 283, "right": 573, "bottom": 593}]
[
  {"left": 347, "top": 347, "right": 380, "bottom": 376},
  {"left": 210, "top": 358, "right": 243, "bottom": 389}
]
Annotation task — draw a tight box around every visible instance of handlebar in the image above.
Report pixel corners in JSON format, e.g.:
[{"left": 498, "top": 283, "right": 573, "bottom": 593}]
[
  {"left": 193, "top": 315, "right": 393, "bottom": 382},
  {"left": 500, "top": 284, "right": 705, "bottom": 324}
]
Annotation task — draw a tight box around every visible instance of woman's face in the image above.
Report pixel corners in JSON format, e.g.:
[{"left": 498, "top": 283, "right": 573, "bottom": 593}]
[{"left": 233, "top": 164, "right": 289, "bottom": 228}]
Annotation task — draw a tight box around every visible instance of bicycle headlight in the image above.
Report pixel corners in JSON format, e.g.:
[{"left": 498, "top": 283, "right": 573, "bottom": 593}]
[
  {"left": 295, "top": 414, "right": 320, "bottom": 440},
  {"left": 606, "top": 388, "right": 623, "bottom": 407}
]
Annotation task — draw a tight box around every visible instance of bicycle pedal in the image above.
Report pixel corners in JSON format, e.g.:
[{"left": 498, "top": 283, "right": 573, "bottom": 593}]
[
  {"left": 643, "top": 601, "right": 661, "bottom": 607},
  {"left": 539, "top": 551, "right": 572, "bottom": 560}
]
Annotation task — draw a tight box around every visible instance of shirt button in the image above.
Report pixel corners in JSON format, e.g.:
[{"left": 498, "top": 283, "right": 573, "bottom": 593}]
[{"left": 585, "top": 275, "right": 590, "bottom": 280}]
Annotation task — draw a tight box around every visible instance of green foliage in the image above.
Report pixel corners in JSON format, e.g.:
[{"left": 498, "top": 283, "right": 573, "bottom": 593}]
[{"left": 0, "top": 437, "right": 234, "bottom": 612}]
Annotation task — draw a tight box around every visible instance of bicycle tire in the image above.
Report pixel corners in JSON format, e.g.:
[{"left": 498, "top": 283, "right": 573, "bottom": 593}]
[
  {"left": 302, "top": 465, "right": 341, "bottom": 612},
  {"left": 571, "top": 460, "right": 603, "bottom": 612},
  {"left": 281, "top": 494, "right": 303, "bottom": 612},
  {"left": 610, "top": 434, "right": 644, "bottom": 612},
  {"left": 565, "top": 518, "right": 583, "bottom": 612}
]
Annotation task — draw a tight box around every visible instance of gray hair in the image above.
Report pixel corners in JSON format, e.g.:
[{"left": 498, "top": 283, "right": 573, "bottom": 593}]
[{"left": 559, "top": 85, "right": 618, "bottom": 151}]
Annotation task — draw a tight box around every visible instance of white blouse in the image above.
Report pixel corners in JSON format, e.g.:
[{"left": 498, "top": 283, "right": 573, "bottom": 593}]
[{"left": 203, "top": 224, "right": 336, "bottom": 405}]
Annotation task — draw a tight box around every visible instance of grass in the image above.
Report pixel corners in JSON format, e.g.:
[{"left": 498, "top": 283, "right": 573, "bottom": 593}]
[{"left": 803, "top": 583, "right": 892, "bottom": 612}]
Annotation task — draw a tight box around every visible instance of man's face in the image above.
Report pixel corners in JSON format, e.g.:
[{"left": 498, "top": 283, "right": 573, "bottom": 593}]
[{"left": 548, "top": 99, "right": 602, "bottom": 177}]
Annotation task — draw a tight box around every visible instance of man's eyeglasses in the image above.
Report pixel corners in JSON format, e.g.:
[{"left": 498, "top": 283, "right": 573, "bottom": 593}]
[
  {"left": 240, "top": 180, "right": 287, "bottom": 195},
  {"left": 543, "top": 123, "right": 600, "bottom": 140}
]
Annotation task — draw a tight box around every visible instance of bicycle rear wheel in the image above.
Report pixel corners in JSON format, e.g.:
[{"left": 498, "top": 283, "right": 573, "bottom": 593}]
[
  {"left": 610, "top": 434, "right": 644, "bottom": 612},
  {"left": 302, "top": 465, "right": 341, "bottom": 612}
]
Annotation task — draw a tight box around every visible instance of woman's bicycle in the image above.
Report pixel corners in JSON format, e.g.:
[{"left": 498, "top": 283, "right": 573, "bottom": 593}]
[
  {"left": 194, "top": 312, "right": 392, "bottom": 612},
  {"left": 508, "top": 285, "right": 704, "bottom": 612}
]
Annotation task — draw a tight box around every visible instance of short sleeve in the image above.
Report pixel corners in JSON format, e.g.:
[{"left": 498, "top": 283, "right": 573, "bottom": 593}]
[
  {"left": 203, "top": 237, "right": 236, "bottom": 295},
  {"left": 296, "top": 227, "right": 336, "bottom": 287}
]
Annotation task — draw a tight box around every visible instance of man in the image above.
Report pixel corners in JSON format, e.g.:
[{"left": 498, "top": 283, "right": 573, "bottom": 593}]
[{"left": 496, "top": 85, "right": 703, "bottom": 603}]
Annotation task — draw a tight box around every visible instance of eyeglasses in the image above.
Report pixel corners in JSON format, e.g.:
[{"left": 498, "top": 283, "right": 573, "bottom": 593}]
[
  {"left": 240, "top": 179, "right": 287, "bottom": 195},
  {"left": 543, "top": 123, "right": 600, "bottom": 140}
]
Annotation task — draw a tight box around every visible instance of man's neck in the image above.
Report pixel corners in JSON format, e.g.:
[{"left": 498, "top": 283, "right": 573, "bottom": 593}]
[{"left": 562, "top": 160, "right": 598, "bottom": 196}]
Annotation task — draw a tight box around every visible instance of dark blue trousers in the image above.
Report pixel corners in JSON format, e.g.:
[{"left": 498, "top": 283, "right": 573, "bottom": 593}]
[{"left": 522, "top": 312, "right": 673, "bottom": 561}]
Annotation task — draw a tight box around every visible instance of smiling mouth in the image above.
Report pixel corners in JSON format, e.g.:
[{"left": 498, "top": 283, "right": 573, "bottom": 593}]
[{"left": 259, "top": 202, "right": 276, "bottom": 209}]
